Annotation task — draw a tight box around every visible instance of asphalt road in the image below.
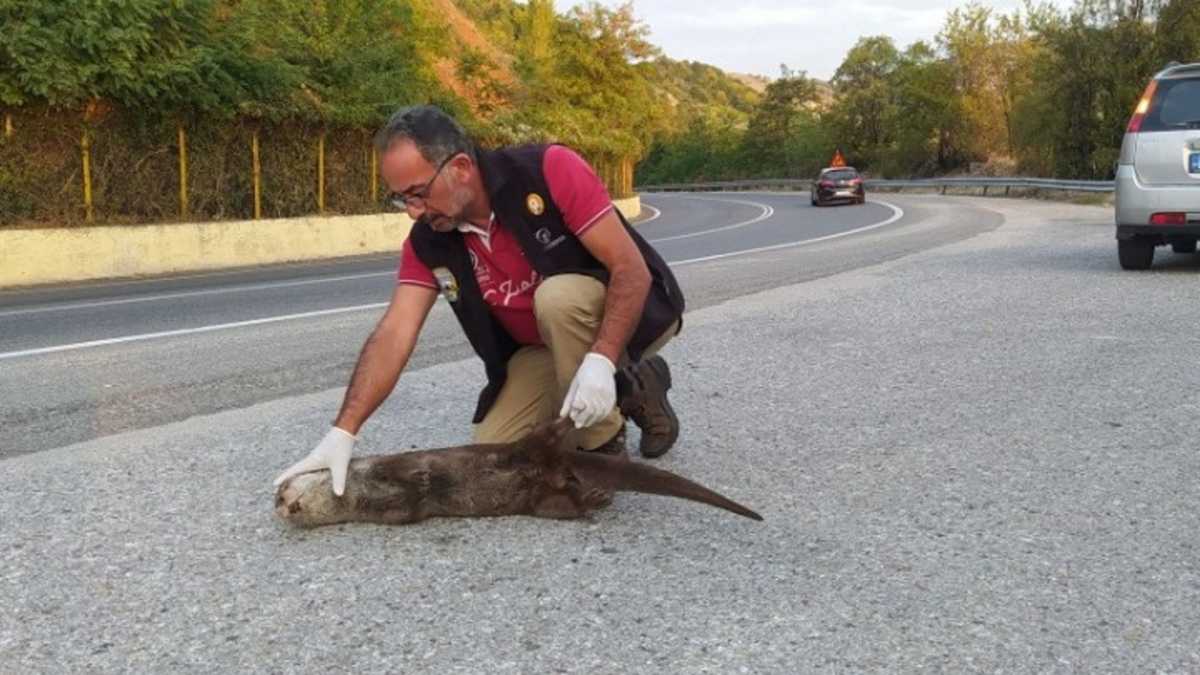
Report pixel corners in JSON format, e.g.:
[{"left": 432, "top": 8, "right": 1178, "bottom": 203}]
[
  {"left": 9, "top": 194, "right": 1196, "bottom": 672},
  {"left": 0, "top": 193, "right": 963, "bottom": 458}
]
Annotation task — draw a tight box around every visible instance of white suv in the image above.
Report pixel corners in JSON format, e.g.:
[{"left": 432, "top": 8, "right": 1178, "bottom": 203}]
[{"left": 1115, "top": 62, "right": 1200, "bottom": 270}]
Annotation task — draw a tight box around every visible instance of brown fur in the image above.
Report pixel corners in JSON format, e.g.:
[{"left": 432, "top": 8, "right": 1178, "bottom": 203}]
[{"left": 275, "top": 417, "right": 762, "bottom": 527}]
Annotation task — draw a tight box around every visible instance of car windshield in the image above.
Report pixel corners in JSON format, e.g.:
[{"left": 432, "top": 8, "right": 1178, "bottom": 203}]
[
  {"left": 822, "top": 169, "right": 858, "bottom": 181},
  {"left": 1141, "top": 77, "right": 1200, "bottom": 132}
]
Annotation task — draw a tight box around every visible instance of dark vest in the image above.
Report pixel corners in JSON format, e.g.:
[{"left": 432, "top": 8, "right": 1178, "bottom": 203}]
[{"left": 408, "top": 144, "right": 684, "bottom": 423}]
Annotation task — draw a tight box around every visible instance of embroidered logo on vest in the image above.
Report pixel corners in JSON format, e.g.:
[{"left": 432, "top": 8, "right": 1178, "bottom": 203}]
[
  {"left": 526, "top": 193, "right": 545, "bottom": 216},
  {"left": 432, "top": 267, "right": 459, "bottom": 303},
  {"left": 534, "top": 227, "right": 566, "bottom": 251}
]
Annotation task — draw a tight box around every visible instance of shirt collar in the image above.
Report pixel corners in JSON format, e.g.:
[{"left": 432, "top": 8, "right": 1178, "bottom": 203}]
[{"left": 456, "top": 211, "right": 495, "bottom": 236}]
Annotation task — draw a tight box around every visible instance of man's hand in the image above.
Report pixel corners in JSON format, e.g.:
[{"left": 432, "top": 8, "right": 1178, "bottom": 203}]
[
  {"left": 273, "top": 428, "right": 357, "bottom": 496},
  {"left": 560, "top": 352, "right": 617, "bottom": 429}
]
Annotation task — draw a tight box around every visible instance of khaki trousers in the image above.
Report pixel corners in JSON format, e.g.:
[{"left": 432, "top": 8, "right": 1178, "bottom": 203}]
[{"left": 473, "top": 274, "right": 677, "bottom": 450}]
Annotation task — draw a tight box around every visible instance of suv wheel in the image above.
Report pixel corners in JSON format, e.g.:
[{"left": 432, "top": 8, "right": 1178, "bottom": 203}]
[
  {"left": 1171, "top": 240, "right": 1197, "bottom": 254},
  {"left": 1118, "top": 237, "right": 1155, "bottom": 270}
]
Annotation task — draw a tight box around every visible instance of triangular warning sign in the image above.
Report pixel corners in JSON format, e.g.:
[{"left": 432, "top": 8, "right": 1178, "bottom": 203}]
[{"left": 830, "top": 149, "right": 847, "bottom": 168}]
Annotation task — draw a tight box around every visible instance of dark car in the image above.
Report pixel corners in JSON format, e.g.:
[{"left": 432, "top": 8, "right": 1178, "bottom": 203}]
[{"left": 811, "top": 167, "right": 865, "bottom": 206}]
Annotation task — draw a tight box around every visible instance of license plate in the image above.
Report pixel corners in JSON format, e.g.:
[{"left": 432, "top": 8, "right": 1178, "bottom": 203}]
[
  {"left": 836, "top": 191, "right": 852, "bottom": 197},
  {"left": 1191, "top": 153, "right": 1200, "bottom": 174}
]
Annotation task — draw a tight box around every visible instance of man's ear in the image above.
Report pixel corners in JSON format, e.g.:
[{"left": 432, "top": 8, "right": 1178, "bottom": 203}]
[{"left": 450, "top": 154, "right": 473, "bottom": 183}]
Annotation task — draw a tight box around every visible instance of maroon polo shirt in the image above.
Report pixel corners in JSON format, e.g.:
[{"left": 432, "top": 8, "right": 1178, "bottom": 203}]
[{"left": 397, "top": 145, "right": 614, "bottom": 345}]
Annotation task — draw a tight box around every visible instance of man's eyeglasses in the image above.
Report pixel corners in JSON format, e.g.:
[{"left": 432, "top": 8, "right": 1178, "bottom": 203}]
[{"left": 386, "top": 153, "right": 458, "bottom": 211}]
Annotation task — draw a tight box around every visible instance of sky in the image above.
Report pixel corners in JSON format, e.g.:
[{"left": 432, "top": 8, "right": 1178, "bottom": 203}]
[{"left": 569, "top": 0, "right": 1075, "bottom": 80}]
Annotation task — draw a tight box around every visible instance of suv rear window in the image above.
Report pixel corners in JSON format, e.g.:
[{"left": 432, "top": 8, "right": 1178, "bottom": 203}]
[
  {"left": 1141, "top": 77, "right": 1200, "bottom": 131},
  {"left": 822, "top": 169, "right": 859, "bottom": 180}
]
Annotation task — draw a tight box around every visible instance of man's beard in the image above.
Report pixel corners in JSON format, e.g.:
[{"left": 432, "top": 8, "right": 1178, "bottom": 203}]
[{"left": 424, "top": 185, "right": 474, "bottom": 232}]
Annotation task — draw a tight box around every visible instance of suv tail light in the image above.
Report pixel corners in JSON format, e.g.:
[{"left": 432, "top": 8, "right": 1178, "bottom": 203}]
[
  {"left": 1150, "top": 212, "right": 1186, "bottom": 225},
  {"left": 1127, "top": 80, "right": 1158, "bottom": 133}
]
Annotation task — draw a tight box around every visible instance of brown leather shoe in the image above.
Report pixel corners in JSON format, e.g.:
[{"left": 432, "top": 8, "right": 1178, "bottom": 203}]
[{"left": 617, "top": 355, "right": 679, "bottom": 458}]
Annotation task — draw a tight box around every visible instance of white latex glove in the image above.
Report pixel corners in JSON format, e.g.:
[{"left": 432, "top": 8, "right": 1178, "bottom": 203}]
[
  {"left": 559, "top": 352, "right": 617, "bottom": 429},
  {"left": 273, "top": 427, "right": 357, "bottom": 496}
]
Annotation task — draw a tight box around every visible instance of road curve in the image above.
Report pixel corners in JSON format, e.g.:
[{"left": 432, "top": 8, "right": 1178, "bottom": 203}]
[
  {"left": 12, "top": 196, "right": 1193, "bottom": 674},
  {"left": 0, "top": 192, "right": 995, "bottom": 458}
]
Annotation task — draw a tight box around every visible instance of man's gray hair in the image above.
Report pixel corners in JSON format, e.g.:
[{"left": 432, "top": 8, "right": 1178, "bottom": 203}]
[{"left": 374, "top": 105, "right": 476, "bottom": 165}]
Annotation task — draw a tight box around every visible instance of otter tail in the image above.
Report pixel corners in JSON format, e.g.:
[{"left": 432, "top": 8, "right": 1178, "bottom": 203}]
[{"left": 568, "top": 451, "right": 763, "bottom": 521}]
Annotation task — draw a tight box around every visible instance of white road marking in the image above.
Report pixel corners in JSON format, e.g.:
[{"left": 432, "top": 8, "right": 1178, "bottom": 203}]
[
  {"left": 670, "top": 200, "right": 905, "bottom": 266},
  {"left": 0, "top": 198, "right": 904, "bottom": 361},
  {"left": 646, "top": 197, "right": 774, "bottom": 244},
  {"left": 637, "top": 204, "right": 662, "bottom": 224},
  {"left": 0, "top": 253, "right": 397, "bottom": 297},
  {"left": 0, "top": 270, "right": 395, "bottom": 318},
  {"left": 0, "top": 303, "right": 389, "bottom": 361},
  {"left": 0, "top": 194, "right": 744, "bottom": 318}
]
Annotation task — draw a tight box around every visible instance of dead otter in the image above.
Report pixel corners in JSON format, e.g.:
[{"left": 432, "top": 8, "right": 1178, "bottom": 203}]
[{"left": 275, "top": 417, "right": 762, "bottom": 527}]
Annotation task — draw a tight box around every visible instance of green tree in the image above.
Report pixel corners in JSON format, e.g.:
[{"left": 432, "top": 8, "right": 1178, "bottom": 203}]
[
  {"left": 0, "top": 0, "right": 260, "bottom": 111},
  {"left": 938, "top": 4, "right": 1010, "bottom": 162},
  {"left": 523, "top": 0, "right": 556, "bottom": 86},
  {"left": 633, "top": 57, "right": 760, "bottom": 184},
  {"left": 992, "top": 8, "right": 1043, "bottom": 158},
  {"left": 743, "top": 71, "right": 824, "bottom": 177},
  {"left": 233, "top": 0, "right": 440, "bottom": 125},
  {"left": 885, "top": 42, "right": 966, "bottom": 176},
  {"left": 1156, "top": 0, "right": 1200, "bottom": 63},
  {"left": 1011, "top": 0, "right": 1161, "bottom": 177},
  {"left": 827, "top": 36, "right": 901, "bottom": 168},
  {"left": 637, "top": 106, "right": 746, "bottom": 184},
  {"left": 524, "top": 2, "right": 666, "bottom": 158}
]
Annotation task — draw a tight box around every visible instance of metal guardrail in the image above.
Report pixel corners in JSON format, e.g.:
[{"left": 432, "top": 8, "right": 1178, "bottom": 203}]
[{"left": 637, "top": 176, "right": 1115, "bottom": 194}]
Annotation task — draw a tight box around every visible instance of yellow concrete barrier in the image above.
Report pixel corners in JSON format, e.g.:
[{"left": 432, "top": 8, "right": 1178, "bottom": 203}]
[
  {"left": 615, "top": 195, "right": 641, "bottom": 221},
  {"left": 0, "top": 196, "right": 641, "bottom": 289}
]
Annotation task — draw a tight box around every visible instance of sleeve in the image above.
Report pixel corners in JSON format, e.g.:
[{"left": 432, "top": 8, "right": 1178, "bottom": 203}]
[
  {"left": 396, "top": 236, "right": 438, "bottom": 289},
  {"left": 543, "top": 145, "right": 614, "bottom": 238}
]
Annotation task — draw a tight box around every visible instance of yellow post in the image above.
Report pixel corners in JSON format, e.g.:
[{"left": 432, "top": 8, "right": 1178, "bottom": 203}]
[
  {"left": 4, "top": 113, "right": 11, "bottom": 139},
  {"left": 81, "top": 129, "right": 94, "bottom": 223},
  {"left": 317, "top": 132, "right": 326, "bottom": 214},
  {"left": 252, "top": 129, "right": 262, "bottom": 220},
  {"left": 178, "top": 124, "right": 189, "bottom": 219},
  {"left": 370, "top": 146, "right": 378, "bottom": 201}
]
